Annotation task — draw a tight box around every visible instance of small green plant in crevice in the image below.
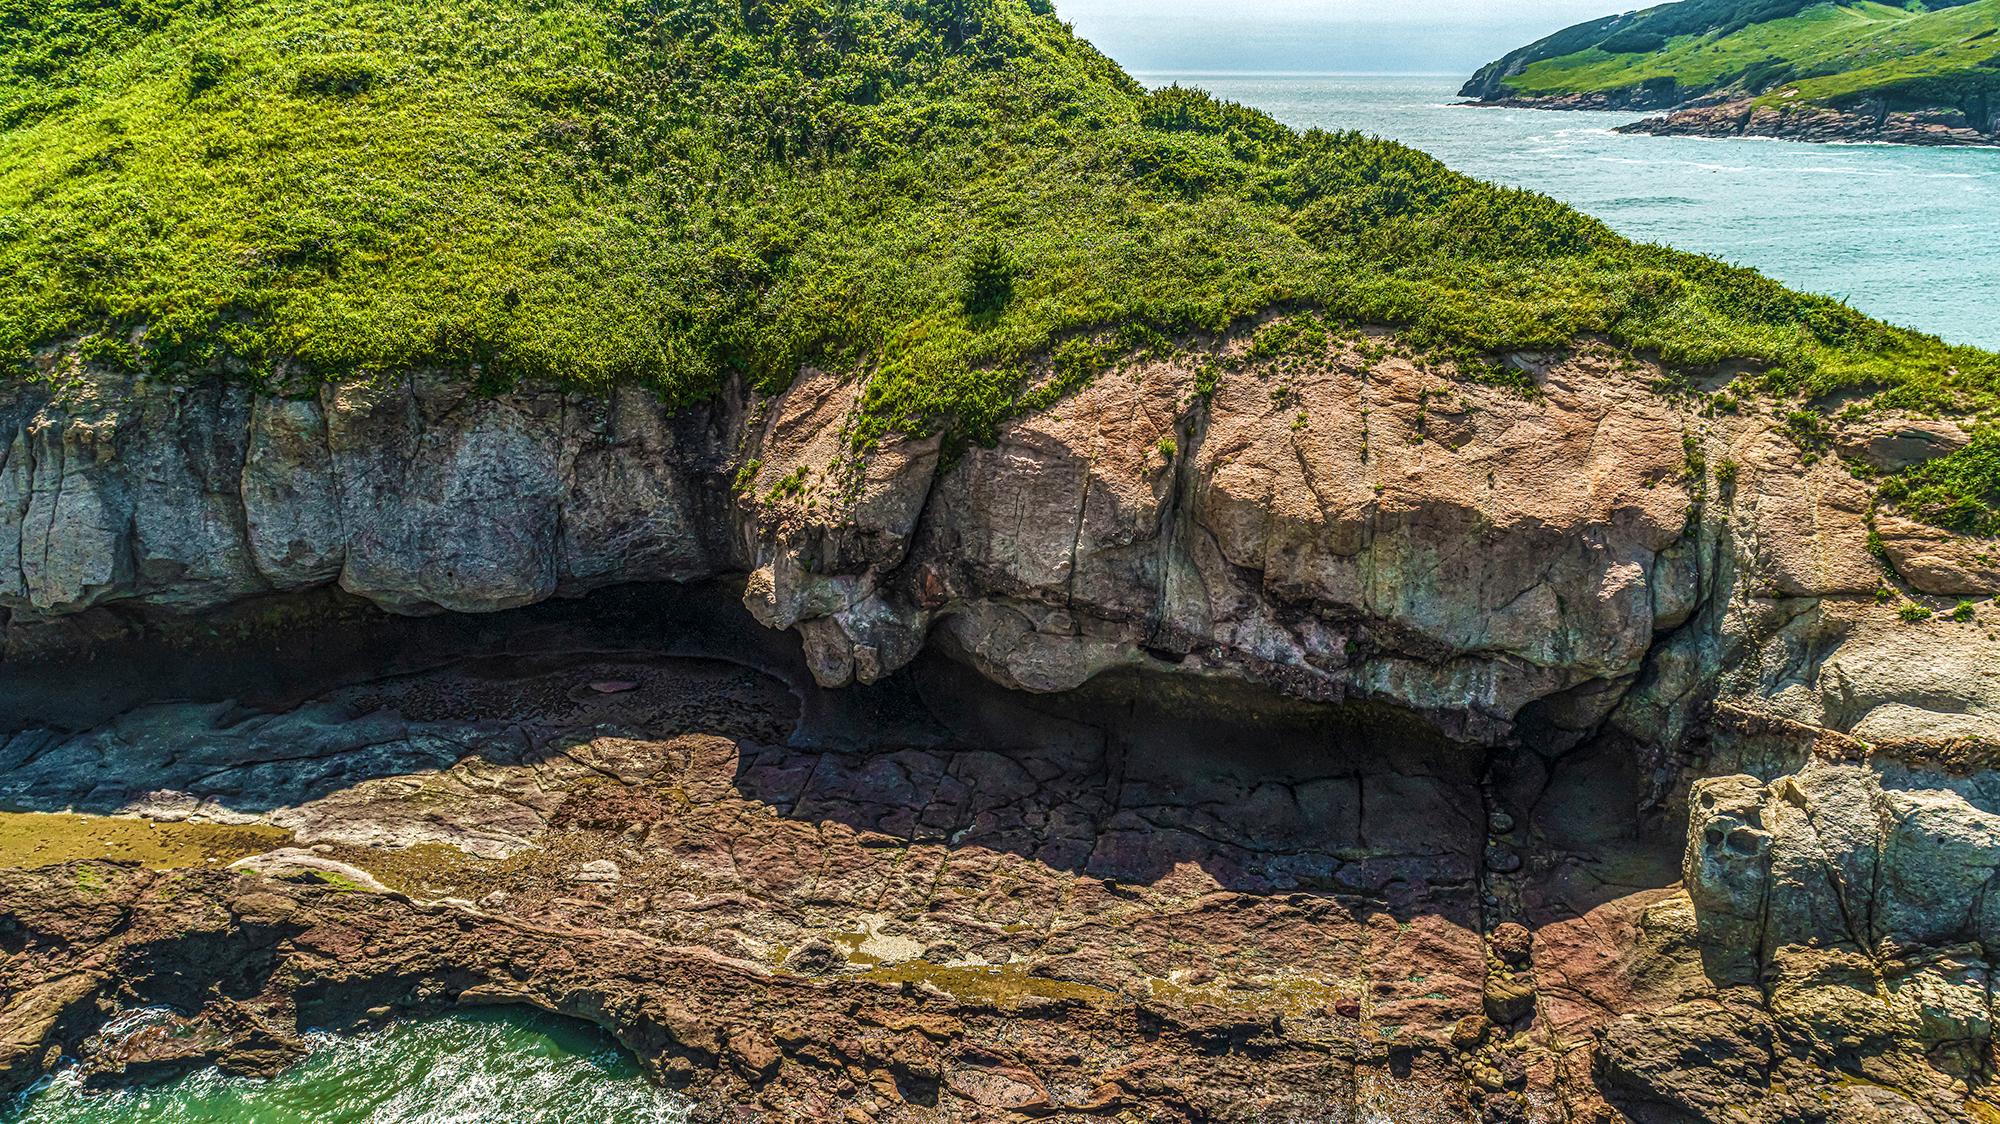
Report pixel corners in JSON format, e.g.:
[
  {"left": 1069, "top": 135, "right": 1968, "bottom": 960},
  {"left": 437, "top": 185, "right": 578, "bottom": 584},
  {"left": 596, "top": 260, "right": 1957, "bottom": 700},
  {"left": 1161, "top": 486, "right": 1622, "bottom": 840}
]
[
  {"left": 761, "top": 466, "right": 809, "bottom": 504},
  {"left": 1190, "top": 361, "right": 1221, "bottom": 404},
  {"left": 1682, "top": 432, "right": 1709, "bottom": 503},
  {"left": 1461, "top": 357, "right": 1542, "bottom": 399},
  {"left": 1714, "top": 457, "right": 1740, "bottom": 493},
  {"left": 732, "top": 458, "right": 763, "bottom": 496},
  {"left": 1899, "top": 603, "right": 1934, "bottom": 624},
  {"left": 1781, "top": 409, "right": 1833, "bottom": 465},
  {"left": 1866, "top": 529, "right": 1890, "bottom": 562},
  {"left": 1156, "top": 434, "right": 1178, "bottom": 461},
  {"left": 1874, "top": 585, "right": 1895, "bottom": 604},
  {"left": 1952, "top": 600, "right": 1978, "bottom": 623}
]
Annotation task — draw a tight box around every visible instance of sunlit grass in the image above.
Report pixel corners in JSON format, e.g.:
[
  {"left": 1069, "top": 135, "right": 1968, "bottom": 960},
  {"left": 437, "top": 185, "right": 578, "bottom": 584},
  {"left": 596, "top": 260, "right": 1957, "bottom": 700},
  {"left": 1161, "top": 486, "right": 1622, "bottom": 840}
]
[
  {"left": 1502, "top": 0, "right": 2000, "bottom": 114},
  {"left": 2, "top": 0, "right": 1997, "bottom": 530}
]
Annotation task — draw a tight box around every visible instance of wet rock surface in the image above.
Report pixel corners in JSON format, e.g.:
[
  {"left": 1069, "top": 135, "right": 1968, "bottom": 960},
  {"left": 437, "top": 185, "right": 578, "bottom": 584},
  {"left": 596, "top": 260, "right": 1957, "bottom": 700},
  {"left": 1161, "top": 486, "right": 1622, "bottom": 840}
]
[{"left": 0, "top": 609, "right": 1680, "bottom": 1122}]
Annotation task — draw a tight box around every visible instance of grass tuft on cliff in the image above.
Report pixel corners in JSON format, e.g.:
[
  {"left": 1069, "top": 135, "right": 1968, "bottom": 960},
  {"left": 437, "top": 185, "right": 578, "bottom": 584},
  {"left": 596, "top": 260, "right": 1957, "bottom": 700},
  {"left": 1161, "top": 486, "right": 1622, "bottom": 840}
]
[
  {"left": 1, "top": 0, "right": 1998, "bottom": 475},
  {"left": 1465, "top": 0, "right": 2000, "bottom": 117}
]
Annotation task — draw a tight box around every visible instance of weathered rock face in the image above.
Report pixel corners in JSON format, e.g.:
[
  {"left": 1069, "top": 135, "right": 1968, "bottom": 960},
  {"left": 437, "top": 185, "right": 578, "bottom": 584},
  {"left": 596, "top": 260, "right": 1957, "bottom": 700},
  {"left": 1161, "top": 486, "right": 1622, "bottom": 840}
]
[
  {"left": 1597, "top": 754, "right": 2000, "bottom": 1122},
  {"left": 6, "top": 329, "right": 2000, "bottom": 1121},
  {"left": 741, "top": 348, "right": 1700, "bottom": 746},
  {"left": 7, "top": 335, "right": 1994, "bottom": 757},
  {"left": 0, "top": 372, "right": 736, "bottom": 622}
]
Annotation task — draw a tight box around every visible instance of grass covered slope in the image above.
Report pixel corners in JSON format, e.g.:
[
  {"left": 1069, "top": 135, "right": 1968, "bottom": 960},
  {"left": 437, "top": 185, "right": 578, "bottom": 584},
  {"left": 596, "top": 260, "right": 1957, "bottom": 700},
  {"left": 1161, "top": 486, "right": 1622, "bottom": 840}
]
[
  {"left": 0, "top": 0, "right": 1996, "bottom": 463},
  {"left": 1464, "top": 0, "right": 2000, "bottom": 125}
]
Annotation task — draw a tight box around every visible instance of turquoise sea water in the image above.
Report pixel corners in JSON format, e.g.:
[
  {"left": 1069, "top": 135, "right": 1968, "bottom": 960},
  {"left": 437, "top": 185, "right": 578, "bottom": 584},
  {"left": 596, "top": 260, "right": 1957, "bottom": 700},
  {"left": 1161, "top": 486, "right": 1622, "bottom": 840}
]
[
  {"left": 2, "top": 1010, "right": 689, "bottom": 1124},
  {"left": 1138, "top": 73, "right": 2000, "bottom": 351}
]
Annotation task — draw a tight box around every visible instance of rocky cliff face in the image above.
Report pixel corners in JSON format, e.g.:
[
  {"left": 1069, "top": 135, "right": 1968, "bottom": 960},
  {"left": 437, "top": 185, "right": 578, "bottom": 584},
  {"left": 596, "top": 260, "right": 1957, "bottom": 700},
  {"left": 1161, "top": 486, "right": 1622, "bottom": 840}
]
[
  {"left": 0, "top": 370, "right": 738, "bottom": 622},
  {"left": 4, "top": 332, "right": 2000, "bottom": 1120}
]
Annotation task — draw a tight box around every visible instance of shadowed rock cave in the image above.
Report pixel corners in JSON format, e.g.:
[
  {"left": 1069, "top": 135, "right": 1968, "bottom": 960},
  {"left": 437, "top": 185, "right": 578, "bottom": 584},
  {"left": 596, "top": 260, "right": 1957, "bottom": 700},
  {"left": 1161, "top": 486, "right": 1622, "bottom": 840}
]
[{"left": 0, "top": 580, "right": 1696, "bottom": 1123}]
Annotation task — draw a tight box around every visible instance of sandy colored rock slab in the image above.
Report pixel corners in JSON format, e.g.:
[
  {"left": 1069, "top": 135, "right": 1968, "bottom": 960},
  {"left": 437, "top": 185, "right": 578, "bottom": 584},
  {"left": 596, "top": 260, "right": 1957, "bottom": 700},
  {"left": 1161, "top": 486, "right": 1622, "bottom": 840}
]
[{"left": 1875, "top": 514, "right": 2000, "bottom": 598}]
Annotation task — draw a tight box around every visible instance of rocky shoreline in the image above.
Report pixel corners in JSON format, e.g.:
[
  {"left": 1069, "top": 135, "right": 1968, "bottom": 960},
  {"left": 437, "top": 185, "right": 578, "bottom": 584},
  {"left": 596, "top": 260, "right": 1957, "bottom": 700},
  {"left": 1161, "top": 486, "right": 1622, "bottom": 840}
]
[
  {"left": 1462, "top": 92, "right": 2000, "bottom": 148},
  {"left": 5, "top": 329, "right": 2000, "bottom": 1121},
  {"left": 1617, "top": 99, "right": 2000, "bottom": 148}
]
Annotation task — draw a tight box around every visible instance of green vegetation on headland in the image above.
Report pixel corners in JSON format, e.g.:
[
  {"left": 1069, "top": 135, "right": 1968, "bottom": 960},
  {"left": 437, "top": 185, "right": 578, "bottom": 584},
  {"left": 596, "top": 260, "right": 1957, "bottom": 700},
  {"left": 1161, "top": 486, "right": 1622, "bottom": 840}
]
[
  {"left": 1464, "top": 0, "right": 2000, "bottom": 120},
  {"left": 2, "top": 0, "right": 1998, "bottom": 528}
]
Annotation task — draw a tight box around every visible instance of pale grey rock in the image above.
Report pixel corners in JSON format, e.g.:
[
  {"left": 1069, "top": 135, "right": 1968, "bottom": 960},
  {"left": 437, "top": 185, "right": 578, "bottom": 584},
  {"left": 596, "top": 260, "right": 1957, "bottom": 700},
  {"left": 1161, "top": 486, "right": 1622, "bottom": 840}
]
[
  {"left": 0, "top": 369, "right": 730, "bottom": 623},
  {"left": 1674, "top": 759, "right": 2000, "bottom": 1115},
  {"left": 228, "top": 849, "right": 390, "bottom": 893},
  {"left": 122, "top": 382, "right": 268, "bottom": 609},
  {"left": 568, "top": 859, "right": 621, "bottom": 884},
  {"left": 1683, "top": 775, "right": 1771, "bottom": 968},
  {"left": 10, "top": 395, "right": 133, "bottom": 614},
  {"left": 1819, "top": 617, "right": 2000, "bottom": 744},
  {"left": 242, "top": 395, "right": 343, "bottom": 589},
  {"left": 326, "top": 378, "right": 567, "bottom": 614}
]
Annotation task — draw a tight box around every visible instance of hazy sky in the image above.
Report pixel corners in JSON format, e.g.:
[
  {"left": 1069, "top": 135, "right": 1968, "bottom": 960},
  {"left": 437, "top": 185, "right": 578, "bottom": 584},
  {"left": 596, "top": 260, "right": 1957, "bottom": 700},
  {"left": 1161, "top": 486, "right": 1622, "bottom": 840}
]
[{"left": 1056, "top": 0, "right": 1645, "bottom": 75}]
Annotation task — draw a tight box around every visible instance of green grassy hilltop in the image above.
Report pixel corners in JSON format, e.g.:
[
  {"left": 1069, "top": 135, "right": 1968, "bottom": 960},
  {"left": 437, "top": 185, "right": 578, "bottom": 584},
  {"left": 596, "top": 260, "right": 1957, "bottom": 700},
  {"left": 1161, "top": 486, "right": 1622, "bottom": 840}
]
[
  {"left": 1, "top": 0, "right": 1996, "bottom": 474},
  {"left": 1464, "top": 0, "right": 2000, "bottom": 118}
]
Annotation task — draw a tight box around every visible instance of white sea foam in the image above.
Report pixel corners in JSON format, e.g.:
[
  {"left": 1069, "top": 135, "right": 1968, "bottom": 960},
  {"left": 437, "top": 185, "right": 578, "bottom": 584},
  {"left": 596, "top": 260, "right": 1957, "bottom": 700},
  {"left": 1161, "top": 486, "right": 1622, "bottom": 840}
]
[{"left": 8, "top": 1011, "right": 691, "bottom": 1124}]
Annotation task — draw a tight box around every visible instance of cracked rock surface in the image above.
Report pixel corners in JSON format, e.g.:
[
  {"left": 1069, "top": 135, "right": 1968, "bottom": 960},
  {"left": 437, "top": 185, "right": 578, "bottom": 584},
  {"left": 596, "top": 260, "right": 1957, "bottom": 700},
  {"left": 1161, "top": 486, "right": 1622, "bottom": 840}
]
[
  {"left": 0, "top": 632, "right": 1557, "bottom": 1122},
  {"left": 5, "top": 327, "right": 2000, "bottom": 1120}
]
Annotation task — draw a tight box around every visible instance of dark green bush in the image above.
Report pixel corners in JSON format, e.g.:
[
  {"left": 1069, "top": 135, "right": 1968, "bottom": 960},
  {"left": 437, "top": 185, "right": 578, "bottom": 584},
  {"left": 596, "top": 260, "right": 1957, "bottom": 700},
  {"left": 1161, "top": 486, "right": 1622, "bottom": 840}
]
[
  {"left": 293, "top": 57, "right": 378, "bottom": 97},
  {"left": 184, "top": 47, "right": 231, "bottom": 95},
  {"left": 961, "top": 239, "right": 1019, "bottom": 317}
]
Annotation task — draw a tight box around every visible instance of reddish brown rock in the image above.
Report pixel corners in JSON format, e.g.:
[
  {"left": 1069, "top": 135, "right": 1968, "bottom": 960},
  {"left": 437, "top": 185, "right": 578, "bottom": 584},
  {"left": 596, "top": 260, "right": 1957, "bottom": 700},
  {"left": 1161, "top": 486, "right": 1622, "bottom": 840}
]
[{"left": 1488, "top": 923, "right": 1532, "bottom": 968}]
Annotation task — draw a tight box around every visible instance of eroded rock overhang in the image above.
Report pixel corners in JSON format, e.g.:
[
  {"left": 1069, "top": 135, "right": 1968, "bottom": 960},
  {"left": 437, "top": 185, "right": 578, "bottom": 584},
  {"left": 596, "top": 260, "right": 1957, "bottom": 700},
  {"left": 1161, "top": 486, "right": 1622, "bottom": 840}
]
[{"left": 6, "top": 329, "right": 1994, "bottom": 763}]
